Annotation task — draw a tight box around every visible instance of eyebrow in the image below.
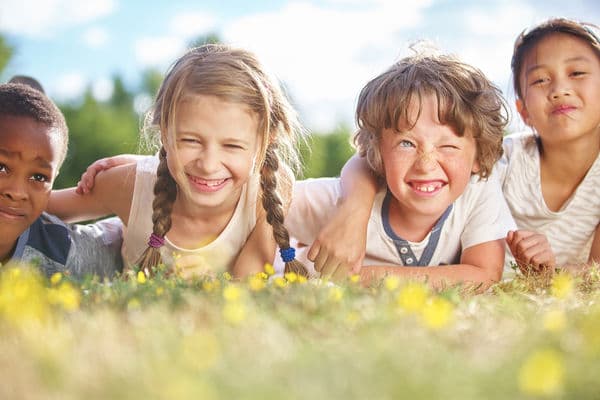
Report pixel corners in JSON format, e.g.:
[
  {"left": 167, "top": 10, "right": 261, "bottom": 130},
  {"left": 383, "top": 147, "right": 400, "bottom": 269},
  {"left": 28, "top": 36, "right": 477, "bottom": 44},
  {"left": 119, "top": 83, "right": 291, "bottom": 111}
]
[
  {"left": 525, "top": 55, "right": 594, "bottom": 74},
  {"left": 0, "top": 148, "right": 54, "bottom": 170}
]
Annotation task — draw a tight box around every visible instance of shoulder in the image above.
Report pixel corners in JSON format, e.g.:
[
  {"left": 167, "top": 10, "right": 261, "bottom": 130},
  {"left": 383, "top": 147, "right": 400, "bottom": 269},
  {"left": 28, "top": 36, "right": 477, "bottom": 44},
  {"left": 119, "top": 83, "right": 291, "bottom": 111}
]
[
  {"left": 22, "top": 213, "right": 71, "bottom": 267},
  {"left": 503, "top": 131, "right": 538, "bottom": 158}
]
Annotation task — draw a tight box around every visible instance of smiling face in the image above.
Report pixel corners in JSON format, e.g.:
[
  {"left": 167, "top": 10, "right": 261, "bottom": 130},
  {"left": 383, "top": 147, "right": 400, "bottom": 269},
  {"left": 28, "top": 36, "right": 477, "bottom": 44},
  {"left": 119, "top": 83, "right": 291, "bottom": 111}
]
[
  {"left": 517, "top": 33, "right": 600, "bottom": 146},
  {"left": 0, "top": 115, "right": 61, "bottom": 261},
  {"left": 165, "top": 94, "right": 260, "bottom": 215},
  {"left": 379, "top": 94, "right": 479, "bottom": 226}
]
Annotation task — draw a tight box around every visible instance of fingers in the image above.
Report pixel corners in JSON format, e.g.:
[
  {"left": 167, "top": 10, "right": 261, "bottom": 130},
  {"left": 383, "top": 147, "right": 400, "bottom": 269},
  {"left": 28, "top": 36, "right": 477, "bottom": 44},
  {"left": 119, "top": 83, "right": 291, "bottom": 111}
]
[
  {"left": 307, "top": 240, "right": 321, "bottom": 262},
  {"left": 508, "top": 231, "right": 556, "bottom": 274}
]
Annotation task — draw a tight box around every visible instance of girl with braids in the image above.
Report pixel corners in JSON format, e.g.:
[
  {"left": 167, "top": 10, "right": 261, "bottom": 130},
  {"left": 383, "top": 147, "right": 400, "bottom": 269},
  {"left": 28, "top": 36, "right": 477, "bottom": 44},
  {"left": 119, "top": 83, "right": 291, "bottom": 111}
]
[{"left": 48, "top": 44, "right": 306, "bottom": 278}]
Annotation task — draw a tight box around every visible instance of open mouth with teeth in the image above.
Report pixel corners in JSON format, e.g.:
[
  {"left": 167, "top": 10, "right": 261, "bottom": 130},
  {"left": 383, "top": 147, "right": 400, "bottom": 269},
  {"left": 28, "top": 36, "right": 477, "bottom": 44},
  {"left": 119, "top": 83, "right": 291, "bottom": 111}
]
[
  {"left": 186, "top": 174, "right": 230, "bottom": 192},
  {"left": 408, "top": 180, "right": 446, "bottom": 195}
]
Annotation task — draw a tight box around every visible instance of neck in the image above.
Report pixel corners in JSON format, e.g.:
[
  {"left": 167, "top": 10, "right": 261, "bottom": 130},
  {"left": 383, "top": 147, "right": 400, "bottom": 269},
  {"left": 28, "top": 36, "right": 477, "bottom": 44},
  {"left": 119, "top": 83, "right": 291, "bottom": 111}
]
[
  {"left": 539, "top": 135, "right": 599, "bottom": 180},
  {"left": 388, "top": 200, "right": 443, "bottom": 243}
]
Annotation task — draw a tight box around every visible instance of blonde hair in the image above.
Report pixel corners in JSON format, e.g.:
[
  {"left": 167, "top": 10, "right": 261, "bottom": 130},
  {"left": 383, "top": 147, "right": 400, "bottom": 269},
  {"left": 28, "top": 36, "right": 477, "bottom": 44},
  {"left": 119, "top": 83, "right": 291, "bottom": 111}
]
[
  {"left": 354, "top": 52, "right": 507, "bottom": 180},
  {"left": 512, "top": 18, "right": 600, "bottom": 100},
  {"left": 138, "top": 44, "right": 307, "bottom": 277}
]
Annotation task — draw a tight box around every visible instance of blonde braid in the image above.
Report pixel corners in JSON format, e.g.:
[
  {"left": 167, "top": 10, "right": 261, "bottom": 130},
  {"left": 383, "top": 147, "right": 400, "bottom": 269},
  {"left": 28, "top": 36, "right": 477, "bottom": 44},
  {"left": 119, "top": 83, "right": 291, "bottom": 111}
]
[
  {"left": 136, "top": 148, "right": 177, "bottom": 276},
  {"left": 260, "top": 144, "right": 307, "bottom": 277}
]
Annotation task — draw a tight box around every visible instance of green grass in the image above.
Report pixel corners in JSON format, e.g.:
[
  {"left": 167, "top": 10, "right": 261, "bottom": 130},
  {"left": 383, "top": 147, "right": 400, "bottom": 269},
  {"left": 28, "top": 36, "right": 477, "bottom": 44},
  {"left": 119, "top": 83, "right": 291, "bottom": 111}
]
[{"left": 1, "top": 265, "right": 599, "bottom": 399}]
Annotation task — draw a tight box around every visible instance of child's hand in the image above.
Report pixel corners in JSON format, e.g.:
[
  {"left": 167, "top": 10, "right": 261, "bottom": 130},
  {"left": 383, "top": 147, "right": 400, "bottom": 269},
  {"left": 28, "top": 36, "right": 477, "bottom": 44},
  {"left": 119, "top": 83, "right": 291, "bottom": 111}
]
[
  {"left": 307, "top": 199, "right": 368, "bottom": 281},
  {"left": 76, "top": 154, "right": 143, "bottom": 195},
  {"left": 507, "top": 230, "right": 556, "bottom": 274}
]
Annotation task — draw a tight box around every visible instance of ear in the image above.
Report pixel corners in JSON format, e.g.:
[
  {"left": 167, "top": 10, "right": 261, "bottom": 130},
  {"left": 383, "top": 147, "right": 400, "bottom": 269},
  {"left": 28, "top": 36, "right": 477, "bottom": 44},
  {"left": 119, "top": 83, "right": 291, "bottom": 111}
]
[
  {"left": 471, "top": 158, "right": 480, "bottom": 174},
  {"left": 515, "top": 99, "right": 531, "bottom": 126}
]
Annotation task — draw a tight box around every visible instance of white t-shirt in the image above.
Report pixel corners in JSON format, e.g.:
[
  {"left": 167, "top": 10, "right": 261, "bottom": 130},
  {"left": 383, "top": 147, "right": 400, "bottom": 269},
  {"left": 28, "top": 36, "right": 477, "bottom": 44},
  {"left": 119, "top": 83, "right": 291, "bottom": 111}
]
[
  {"left": 284, "top": 173, "right": 516, "bottom": 275},
  {"left": 122, "top": 155, "right": 259, "bottom": 275},
  {"left": 497, "top": 132, "right": 600, "bottom": 267}
]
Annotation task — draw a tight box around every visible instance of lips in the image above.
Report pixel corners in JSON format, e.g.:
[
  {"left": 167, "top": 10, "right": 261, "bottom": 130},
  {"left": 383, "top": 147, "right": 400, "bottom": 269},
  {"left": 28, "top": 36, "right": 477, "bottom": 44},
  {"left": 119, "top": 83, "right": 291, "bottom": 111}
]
[
  {"left": 0, "top": 205, "right": 26, "bottom": 220},
  {"left": 408, "top": 180, "right": 447, "bottom": 196},
  {"left": 551, "top": 104, "right": 576, "bottom": 115},
  {"left": 186, "top": 174, "right": 230, "bottom": 192}
]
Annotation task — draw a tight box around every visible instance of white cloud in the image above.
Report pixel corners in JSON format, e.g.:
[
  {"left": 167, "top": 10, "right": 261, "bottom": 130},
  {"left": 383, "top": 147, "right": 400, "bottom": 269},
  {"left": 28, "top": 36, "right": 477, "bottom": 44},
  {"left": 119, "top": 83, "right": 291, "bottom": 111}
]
[
  {"left": 134, "top": 36, "right": 186, "bottom": 67},
  {"left": 92, "top": 77, "right": 114, "bottom": 101},
  {"left": 83, "top": 26, "right": 109, "bottom": 48},
  {"left": 0, "top": 0, "right": 116, "bottom": 37},
  {"left": 169, "top": 12, "right": 217, "bottom": 38},
  {"left": 222, "top": 0, "right": 433, "bottom": 130},
  {"left": 51, "top": 72, "right": 86, "bottom": 101}
]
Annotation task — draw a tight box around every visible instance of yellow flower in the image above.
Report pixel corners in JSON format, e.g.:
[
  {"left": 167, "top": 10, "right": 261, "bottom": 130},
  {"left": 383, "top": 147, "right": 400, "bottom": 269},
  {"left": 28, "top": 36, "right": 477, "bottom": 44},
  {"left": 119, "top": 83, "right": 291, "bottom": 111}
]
[
  {"left": 397, "top": 282, "right": 428, "bottom": 313},
  {"left": 202, "top": 279, "right": 220, "bottom": 293},
  {"left": 222, "top": 271, "right": 232, "bottom": 281},
  {"left": 329, "top": 286, "right": 344, "bottom": 302},
  {"left": 421, "top": 297, "right": 454, "bottom": 330},
  {"left": 264, "top": 263, "right": 276, "bottom": 276},
  {"left": 137, "top": 270, "right": 147, "bottom": 284},
  {"left": 273, "top": 277, "right": 287, "bottom": 288},
  {"left": 349, "top": 274, "right": 360, "bottom": 284},
  {"left": 518, "top": 348, "right": 564, "bottom": 396},
  {"left": 384, "top": 276, "right": 400, "bottom": 292},
  {"left": 248, "top": 275, "right": 266, "bottom": 292},
  {"left": 543, "top": 308, "right": 567, "bottom": 333},
  {"left": 223, "top": 302, "right": 246, "bottom": 324},
  {"left": 50, "top": 272, "right": 63, "bottom": 285},
  {"left": 156, "top": 287, "right": 165, "bottom": 296},
  {"left": 0, "top": 266, "right": 50, "bottom": 326},
  {"left": 47, "top": 282, "right": 81, "bottom": 311},
  {"left": 284, "top": 272, "right": 298, "bottom": 283},
  {"left": 551, "top": 273, "right": 574, "bottom": 299},
  {"left": 222, "top": 285, "right": 242, "bottom": 302},
  {"left": 127, "top": 297, "right": 141, "bottom": 310},
  {"left": 297, "top": 275, "right": 308, "bottom": 284}
]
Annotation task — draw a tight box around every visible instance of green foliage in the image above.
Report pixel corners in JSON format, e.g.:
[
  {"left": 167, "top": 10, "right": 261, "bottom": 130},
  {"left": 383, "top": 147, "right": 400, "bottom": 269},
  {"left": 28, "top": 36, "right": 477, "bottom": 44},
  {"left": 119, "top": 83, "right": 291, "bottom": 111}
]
[
  {"left": 0, "top": 35, "right": 13, "bottom": 76},
  {"left": 300, "top": 125, "right": 355, "bottom": 178}
]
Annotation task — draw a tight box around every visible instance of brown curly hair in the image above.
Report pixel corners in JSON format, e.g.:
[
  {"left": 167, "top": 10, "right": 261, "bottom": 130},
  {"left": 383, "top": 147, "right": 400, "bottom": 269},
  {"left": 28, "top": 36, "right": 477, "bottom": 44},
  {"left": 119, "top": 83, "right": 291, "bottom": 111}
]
[{"left": 354, "top": 51, "right": 507, "bottom": 181}]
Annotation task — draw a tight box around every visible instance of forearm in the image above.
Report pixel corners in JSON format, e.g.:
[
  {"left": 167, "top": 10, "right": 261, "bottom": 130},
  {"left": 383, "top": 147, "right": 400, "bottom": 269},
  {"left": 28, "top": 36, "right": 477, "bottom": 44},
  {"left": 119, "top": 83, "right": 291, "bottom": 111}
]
[
  {"left": 48, "top": 188, "right": 113, "bottom": 223},
  {"left": 360, "top": 263, "right": 502, "bottom": 291}
]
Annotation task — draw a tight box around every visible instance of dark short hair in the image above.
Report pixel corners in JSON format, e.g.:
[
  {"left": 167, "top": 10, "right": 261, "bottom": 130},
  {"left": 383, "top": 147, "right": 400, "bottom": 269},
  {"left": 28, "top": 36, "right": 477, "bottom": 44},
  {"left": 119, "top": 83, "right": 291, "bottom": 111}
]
[
  {"left": 0, "top": 83, "right": 68, "bottom": 167},
  {"left": 8, "top": 75, "right": 45, "bottom": 94},
  {"left": 512, "top": 18, "right": 600, "bottom": 99}
]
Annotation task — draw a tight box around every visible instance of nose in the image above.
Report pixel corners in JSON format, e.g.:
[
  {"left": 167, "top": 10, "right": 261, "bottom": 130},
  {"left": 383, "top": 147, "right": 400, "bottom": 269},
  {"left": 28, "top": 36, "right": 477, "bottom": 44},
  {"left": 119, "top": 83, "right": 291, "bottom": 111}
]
[
  {"left": 1, "top": 179, "right": 28, "bottom": 202},
  {"left": 550, "top": 77, "right": 572, "bottom": 100},
  {"left": 196, "top": 146, "right": 221, "bottom": 174},
  {"left": 414, "top": 149, "right": 437, "bottom": 172}
]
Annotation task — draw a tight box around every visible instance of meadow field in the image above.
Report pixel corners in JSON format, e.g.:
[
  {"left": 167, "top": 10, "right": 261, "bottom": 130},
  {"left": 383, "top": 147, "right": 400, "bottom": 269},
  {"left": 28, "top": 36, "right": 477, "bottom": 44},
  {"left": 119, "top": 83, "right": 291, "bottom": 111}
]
[{"left": 1, "top": 264, "right": 599, "bottom": 399}]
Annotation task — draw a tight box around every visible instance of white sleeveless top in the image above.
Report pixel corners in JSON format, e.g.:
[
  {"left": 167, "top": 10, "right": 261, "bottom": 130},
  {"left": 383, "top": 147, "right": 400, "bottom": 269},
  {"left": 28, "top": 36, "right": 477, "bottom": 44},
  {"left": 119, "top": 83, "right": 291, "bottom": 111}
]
[
  {"left": 122, "top": 155, "right": 259, "bottom": 275},
  {"left": 497, "top": 132, "right": 600, "bottom": 266}
]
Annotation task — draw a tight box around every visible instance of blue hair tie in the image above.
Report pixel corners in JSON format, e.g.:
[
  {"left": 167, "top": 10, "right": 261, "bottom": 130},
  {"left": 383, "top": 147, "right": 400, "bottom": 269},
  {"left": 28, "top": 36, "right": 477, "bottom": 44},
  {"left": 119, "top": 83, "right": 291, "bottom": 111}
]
[{"left": 279, "top": 247, "right": 296, "bottom": 263}]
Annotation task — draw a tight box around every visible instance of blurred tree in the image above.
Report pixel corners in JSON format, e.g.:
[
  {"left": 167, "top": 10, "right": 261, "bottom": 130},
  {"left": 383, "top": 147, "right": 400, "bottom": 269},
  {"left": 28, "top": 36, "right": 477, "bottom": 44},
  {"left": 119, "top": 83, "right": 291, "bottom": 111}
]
[
  {"left": 300, "top": 125, "right": 355, "bottom": 178},
  {"left": 189, "top": 33, "right": 222, "bottom": 48},
  {"left": 0, "top": 35, "right": 13, "bottom": 76}
]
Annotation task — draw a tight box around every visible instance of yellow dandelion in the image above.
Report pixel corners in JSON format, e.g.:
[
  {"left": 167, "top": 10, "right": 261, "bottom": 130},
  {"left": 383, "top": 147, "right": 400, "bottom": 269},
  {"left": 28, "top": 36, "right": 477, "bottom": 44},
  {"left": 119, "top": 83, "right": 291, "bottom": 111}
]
[
  {"left": 518, "top": 348, "right": 564, "bottom": 396},
  {"left": 264, "top": 263, "right": 276, "bottom": 276},
  {"left": 248, "top": 275, "right": 266, "bottom": 292},
  {"left": 136, "top": 270, "right": 147, "bottom": 284},
  {"left": 349, "top": 274, "right": 361, "bottom": 284},
  {"left": 273, "top": 277, "right": 287, "bottom": 288},
  {"left": 329, "top": 286, "right": 344, "bottom": 302},
  {"left": 0, "top": 266, "right": 50, "bottom": 326},
  {"left": 384, "top": 276, "right": 400, "bottom": 292},
  {"left": 551, "top": 273, "right": 574, "bottom": 299},
  {"left": 156, "top": 287, "right": 165, "bottom": 296},
  {"left": 222, "top": 271, "right": 232, "bottom": 281},
  {"left": 421, "top": 297, "right": 454, "bottom": 330},
  {"left": 50, "top": 272, "right": 62, "bottom": 285},
  {"left": 543, "top": 308, "right": 567, "bottom": 333},
  {"left": 127, "top": 297, "right": 141, "bottom": 311},
  {"left": 223, "top": 302, "right": 246, "bottom": 324},
  {"left": 297, "top": 275, "right": 308, "bottom": 284},
  {"left": 397, "top": 282, "right": 429, "bottom": 313},
  {"left": 222, "top": 285, "right": 242, "bottom": 302},
  {"left": 202, "top": 279, "right": 220, "bottom": 293},
  {"left": 47, "top": 282, "right": 81, "bottom": 311},
  {"left": 284, "top": 272, "right": 298, "bottom": 283}
]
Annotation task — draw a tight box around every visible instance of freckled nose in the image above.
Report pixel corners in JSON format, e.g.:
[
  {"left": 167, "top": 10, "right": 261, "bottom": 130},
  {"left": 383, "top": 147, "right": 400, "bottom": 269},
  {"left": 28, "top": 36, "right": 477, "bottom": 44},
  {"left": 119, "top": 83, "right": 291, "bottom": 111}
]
[{"left": 415, "top": 150, "right": 437, "bottom": 171}]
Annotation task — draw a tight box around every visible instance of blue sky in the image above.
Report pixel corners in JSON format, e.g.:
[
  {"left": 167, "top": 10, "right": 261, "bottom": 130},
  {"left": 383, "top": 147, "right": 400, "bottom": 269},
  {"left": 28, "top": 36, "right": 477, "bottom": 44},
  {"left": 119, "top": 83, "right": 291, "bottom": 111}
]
[{"left": 1, "top": 0, "right": 599, "bottom": 132}]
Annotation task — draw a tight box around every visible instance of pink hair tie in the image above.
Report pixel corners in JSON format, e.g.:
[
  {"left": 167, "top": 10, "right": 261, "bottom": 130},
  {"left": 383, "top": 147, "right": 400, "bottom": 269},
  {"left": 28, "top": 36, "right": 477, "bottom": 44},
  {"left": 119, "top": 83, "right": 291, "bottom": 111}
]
[{"left": 148, "top": 233, "right": 165, "bottom": 248}]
